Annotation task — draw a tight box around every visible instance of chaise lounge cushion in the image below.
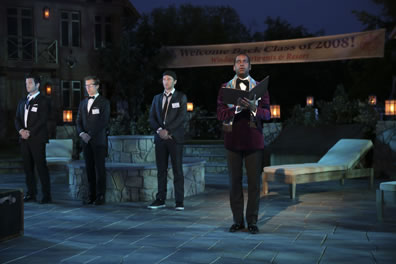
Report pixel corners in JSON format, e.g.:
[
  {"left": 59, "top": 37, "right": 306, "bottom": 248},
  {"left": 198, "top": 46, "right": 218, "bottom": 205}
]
[
  {"left": 318, "top": 139, "right": 373, "bottom": 169},
  {"left": 264, "top": 139, "right": 373, "bottom": 177}
]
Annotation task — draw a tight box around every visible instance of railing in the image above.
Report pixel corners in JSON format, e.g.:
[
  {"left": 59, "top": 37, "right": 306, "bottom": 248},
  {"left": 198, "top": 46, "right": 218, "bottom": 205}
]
[{"left": 4, "top": 37, "right": 58, "bottom": 64}]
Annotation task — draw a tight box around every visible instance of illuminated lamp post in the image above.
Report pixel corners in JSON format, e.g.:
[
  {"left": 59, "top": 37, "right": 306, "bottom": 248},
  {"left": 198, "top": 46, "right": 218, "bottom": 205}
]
[
  {"left": 270, "top": 105, "right": 280, "bottom": 120},
  {"left": 43, "top": 7, "right": 50, "bottom": 19},
  {"left": 187, "top": 102, "right": 194, "bottom": 112},
  {"left": 368, "top": 95, "right": 377, "bottom": 106},
  {"left": 385, "top": 100, "right": 396, "bottom": 117},
  {"left": 63, "top": 110, "right": 73, "bottom": 123}
]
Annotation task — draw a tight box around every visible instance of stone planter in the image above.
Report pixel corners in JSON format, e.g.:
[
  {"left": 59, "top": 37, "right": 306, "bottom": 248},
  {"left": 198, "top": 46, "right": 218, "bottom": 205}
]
[
  {"left": 68, "top": 159, "right": 205, "bottom": 202},
  {"left": 107, "top": 135, "right": 155, "bottom": 163}
]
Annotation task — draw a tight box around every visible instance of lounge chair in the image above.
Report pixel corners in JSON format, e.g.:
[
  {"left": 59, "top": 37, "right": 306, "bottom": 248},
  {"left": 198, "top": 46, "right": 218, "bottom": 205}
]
[{"left": 262, "top": 139, "right": 374, "bottom": 199}]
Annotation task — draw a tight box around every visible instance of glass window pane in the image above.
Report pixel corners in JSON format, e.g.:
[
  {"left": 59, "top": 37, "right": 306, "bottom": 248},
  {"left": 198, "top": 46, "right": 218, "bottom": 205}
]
[
  {"left": 73, "top": 90, "right": 80, "bottom": 108},
  {"left": 95, "top": 16, "right": 101, "bottom": 23},
  {"left": 62, "top": 81, "right": 70, "bottom": 89},
  {"left": 73, "top": 81, "right": 81, "bottom": 89},
  {"left": 95, "top": 23, "right": 101, "bottom": 49},
  {"left": 72, "top": 22, "right": 80, "bottom": 47},
  {"left": 105, "top": 24, "right": 112, "bottom": 46},
  {"left": 61, "top": 12, "right": 68, "bottom": 20},
  {"left": 7, "top": 17, "right": 18, "bottom": 35},
  {"left": 62, "top": 81, "right": 70, "bottom": 107},
  {"left": 105, "top": 16, "right": 111, "bottom": 23},
  {"left": 63, "top": 90, "right": 70, "bottom": 107},
  {"left": 72, "top": 13, "right": 80, "bottom": 21},
  {"left": 61, "top": 21, "right": 69, "bottom": 46},
  {"left": 21, "top": 9, "right": 32, "bottom": 17},
  {"left": 22, "top": 18, "right": 32, "bottom": 36},
  {"left": 7, "top": 8, "right": 17, "bottom": 16}
]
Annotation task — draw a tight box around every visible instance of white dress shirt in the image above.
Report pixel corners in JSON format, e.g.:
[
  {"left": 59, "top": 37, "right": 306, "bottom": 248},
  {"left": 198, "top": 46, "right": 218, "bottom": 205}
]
[{"left": 24, "top": 91, "right": 40, "bottom": 128}]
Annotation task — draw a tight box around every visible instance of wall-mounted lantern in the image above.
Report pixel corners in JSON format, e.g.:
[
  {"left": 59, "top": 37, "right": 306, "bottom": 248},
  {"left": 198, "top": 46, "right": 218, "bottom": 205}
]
[
  {"left": 270, "top": 105, "right": 280, "bottom": 119},
  {"left": 306, "top": 96, "right": 314, "bottom": 107},
  {"left": 368, "top": 95, "right": 377, "bottom": 106},
  {"left": 63, "top": 110, "right": 73, "bottom": 123},
  {"left": 43, "top": 7, "right": 50, "bottom": 19},
  {"left": 187, "top": 102, "right": 194, "bottom": 112},
  {"left": 385, "top": 100, "right": 396, "bottom": 116},
  {"left": 45, "top": 83, "right": 52, "bottom": 95}
]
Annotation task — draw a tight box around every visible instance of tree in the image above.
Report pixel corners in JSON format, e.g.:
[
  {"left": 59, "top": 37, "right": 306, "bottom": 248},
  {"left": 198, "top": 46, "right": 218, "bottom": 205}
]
[{"left": 349, "top": 0, "right": 396, "bottom": 101}]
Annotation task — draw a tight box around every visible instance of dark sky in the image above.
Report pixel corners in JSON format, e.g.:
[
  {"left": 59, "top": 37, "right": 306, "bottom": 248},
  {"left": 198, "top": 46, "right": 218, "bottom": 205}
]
[{"left": 130, "top": 0, "right": 382, "bottom": 36}]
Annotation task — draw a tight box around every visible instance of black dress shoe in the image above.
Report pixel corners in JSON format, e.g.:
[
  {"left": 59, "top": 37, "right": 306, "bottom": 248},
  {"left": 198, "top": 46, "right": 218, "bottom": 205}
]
[
  {"left": 40, "top": 196, "right": 52, "bottom": 204},
  {"left": 248, "top": 224, "right": 259, "bottom": 234},
  {"left": 23, "top": 195, "right": 36, "bottom": 202},
  {"left": 229, "top": 223, "right": 245, "bottom": 233},
  {"left": 94, "top": 195, "right": 105, "bottom": 205}
]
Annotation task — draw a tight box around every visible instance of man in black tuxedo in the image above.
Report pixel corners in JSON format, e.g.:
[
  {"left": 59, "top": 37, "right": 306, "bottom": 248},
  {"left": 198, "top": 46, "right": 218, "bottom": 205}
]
[
  {"left": 148, "top": 70, "right": 187, "bottom": 210},
  {"left": 76, "top": 76, "right": 110, "bottom": 205},
  {"left": 15, "top": 74, "right": 52, "bottom": 204}
]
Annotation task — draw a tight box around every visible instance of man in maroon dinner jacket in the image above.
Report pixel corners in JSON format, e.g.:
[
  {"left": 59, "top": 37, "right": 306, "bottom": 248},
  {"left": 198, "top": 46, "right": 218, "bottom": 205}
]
[{"left": 217, "top": 53, "right": 271, "bottom": 234}]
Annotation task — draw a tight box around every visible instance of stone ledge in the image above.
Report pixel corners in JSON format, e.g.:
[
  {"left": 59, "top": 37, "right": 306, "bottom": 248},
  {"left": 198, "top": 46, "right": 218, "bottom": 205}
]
[{"left": 68, "top": 159, "right": 206, "bottom": 202}]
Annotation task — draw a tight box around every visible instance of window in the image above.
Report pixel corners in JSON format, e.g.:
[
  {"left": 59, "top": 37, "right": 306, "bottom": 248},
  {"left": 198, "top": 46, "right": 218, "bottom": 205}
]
[
  {"left": 7, "top": 7, "right": 33, "bottom": 60},
  {"left": 61, "top": 11, "right": 80, "bottom": 47},
  {"left": 94, "top": 15, "right": 112, "bottom": 49},
  {"left": 62, "top": 81, "right": 81, "bottom": 108}
]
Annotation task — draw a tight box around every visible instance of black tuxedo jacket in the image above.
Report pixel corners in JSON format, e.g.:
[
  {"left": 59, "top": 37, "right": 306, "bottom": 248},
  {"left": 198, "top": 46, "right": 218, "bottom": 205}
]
[
  {"left": 76, "top": 95, "right": 110, "bottom": 146},
  {"left": 149, "top": 90, "right": 187, "bottom": 144},
  {"left": 15, "top": 93, "right": 49, "bottom": 143}
]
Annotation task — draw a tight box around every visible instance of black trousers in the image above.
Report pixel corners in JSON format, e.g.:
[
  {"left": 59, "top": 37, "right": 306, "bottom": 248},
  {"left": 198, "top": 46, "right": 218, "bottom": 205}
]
[
  {"left": 83, "top": 143, "right": 107, "bottom": 199},
  {"left": 21, "top": 140, "right": 51, "bottom": 198},
  {"left": 155, "top": 139, "right": 184, "bottom": 203},
  {"left": 227, "top": 149, "right": 263, "bottom": 225}
]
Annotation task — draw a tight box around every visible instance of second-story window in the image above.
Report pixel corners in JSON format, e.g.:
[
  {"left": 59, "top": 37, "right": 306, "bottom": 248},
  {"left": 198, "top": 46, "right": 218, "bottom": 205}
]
[
  {"left": 7, "top": 7, "right": 33, "bottom": 60},
  {"left": 94, "top": 15, "right": 112, "bottom": 49},
  {"left": 61, "top": 11, "right": 80, "bottom": 48}
]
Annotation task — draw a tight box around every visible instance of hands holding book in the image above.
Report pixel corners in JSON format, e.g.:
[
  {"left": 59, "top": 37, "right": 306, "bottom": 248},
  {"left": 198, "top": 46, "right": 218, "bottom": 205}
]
[{"left": 237, "top": 95, "right": 257, "bottom": 112}]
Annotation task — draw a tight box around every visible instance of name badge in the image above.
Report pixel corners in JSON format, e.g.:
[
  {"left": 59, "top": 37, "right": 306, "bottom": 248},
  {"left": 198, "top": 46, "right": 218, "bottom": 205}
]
[
  {"left": 31, "top": 107, "right": 38, "bottom": 112},
  {"left": 172, "top": 102, "right": 180, "bottom": 108},
  {"left": 92, "top": 109, "right": 100, "bottom": 114}
]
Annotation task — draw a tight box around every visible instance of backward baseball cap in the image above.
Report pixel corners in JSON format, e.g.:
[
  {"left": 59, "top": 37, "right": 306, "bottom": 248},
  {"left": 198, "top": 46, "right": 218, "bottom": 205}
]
[{"left": 163, "top": 70, "right": 177, "bottom": 80}]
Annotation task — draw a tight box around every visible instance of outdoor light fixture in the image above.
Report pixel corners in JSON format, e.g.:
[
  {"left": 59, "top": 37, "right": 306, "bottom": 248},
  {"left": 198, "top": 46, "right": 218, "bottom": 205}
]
[
  {"left": 270, "top": 105, "right": 281, "bottom": 119},
  {"left": 368, "top": 95, "right": 377, "bottom": 106},
  {"left": 385, "top": 100, "right": 396, "bottom": 116},
  {"left": 306, "top": 96, "right": 314, "bottom": 107},
  {"left": 187, "top": 102, "right": 194, "bottom": 112},
  {"left": 43, "top": 7, "right": 50, "bottom": 19},
  {"left": 45, "top": 83, "right": 52, "bottom": 95},
  {"left": 63, "top": 110, "right": 73, "bottom": 123}
]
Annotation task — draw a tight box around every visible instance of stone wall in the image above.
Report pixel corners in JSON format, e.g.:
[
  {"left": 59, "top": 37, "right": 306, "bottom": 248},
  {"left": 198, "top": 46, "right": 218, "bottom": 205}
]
[
  {"left": 263, "top": 122, "right": 282, "bottom": 146},
  {"left": 69, "top": 135, "right": 206, "bottom": 202},
  {"left": 68, "top": 159, "right": 205, "bottom": 202},
  {"left": 107, "top": 135, "right": 155, "bottom": 163}
]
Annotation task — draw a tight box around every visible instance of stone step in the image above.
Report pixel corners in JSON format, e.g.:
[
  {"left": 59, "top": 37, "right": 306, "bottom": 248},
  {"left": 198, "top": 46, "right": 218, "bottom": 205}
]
[
  {"left": 0, "top": 158, "right": 23, "bottom": 167},
  {"left": 205, "top": 162, "right": 228, "bottom": 174},
  {"left": 0, "top": 167, "right": 24, "bottom": 174},
  {"left": 184, "top": 144, "right": 226, "bottom": 156},
  {"left": 184, "top": 153, "right": 227, "bottom": 163},
  {"left": 205, "top": 172, "right": 249, "bottom": 187}
]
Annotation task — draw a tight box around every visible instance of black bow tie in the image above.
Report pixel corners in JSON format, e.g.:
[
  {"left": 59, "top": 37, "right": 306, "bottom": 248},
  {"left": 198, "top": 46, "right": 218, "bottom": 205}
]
[
  {"left": 88, "top": 96, "right": 95, "bottom": 100},
  {"left": 236, "top": 79, "right": 249, "bottom": 89}
]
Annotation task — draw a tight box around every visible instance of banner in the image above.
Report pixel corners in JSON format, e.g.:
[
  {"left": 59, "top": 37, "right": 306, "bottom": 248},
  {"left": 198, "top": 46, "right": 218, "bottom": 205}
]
[{"left": 163, "top": 29, "right": 385, "bottom": 68}]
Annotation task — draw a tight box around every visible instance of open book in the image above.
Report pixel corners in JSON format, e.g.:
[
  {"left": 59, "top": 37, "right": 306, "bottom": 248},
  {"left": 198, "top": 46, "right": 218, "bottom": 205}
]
[{"left": 222, "top": 76, "right": 269, "bottom": 105}]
